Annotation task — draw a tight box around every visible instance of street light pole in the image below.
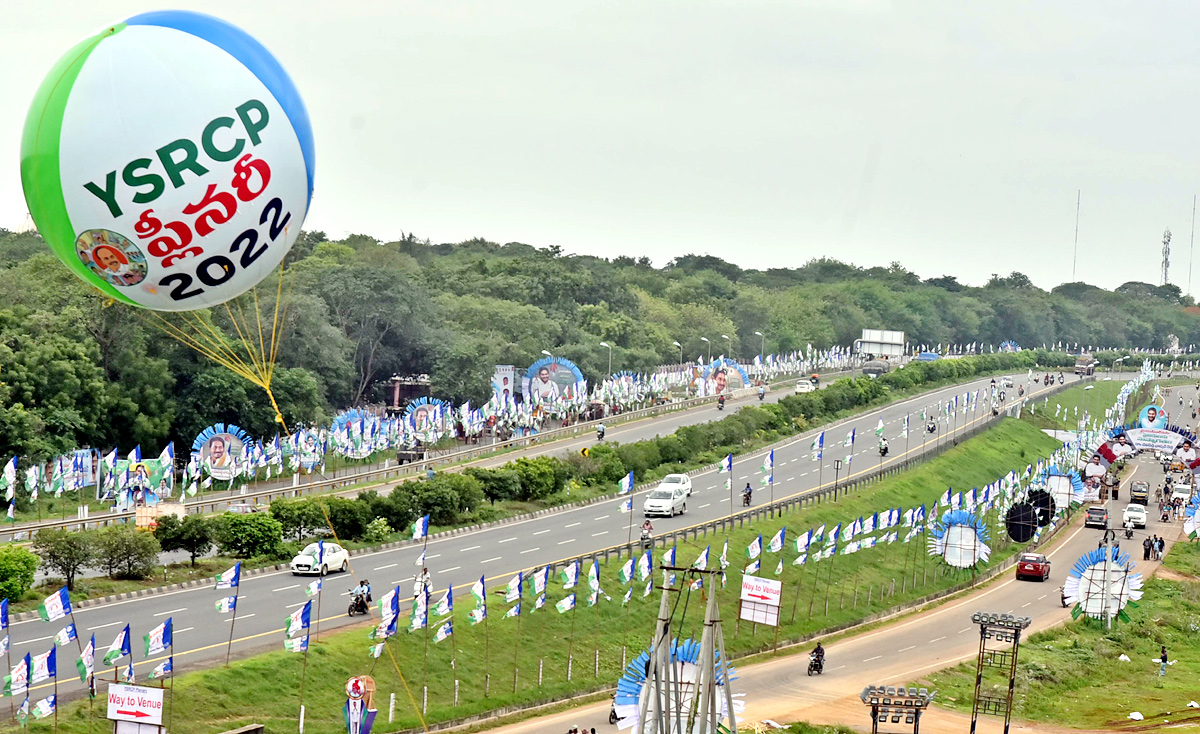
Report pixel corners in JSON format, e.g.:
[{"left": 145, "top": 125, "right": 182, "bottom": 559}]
[
  {"left": 599, "top": 342, "right": 613, "bottom": 376},
  {"left": 701, "top": 336, "right": 711, "bottom": 363},
  {"left": 672, "top": 341, "right": 683, "bottom": 364},
  {"left": 754, "top": 331, "right": 765, "bottom": 363},
  {"left": 721, "top": 334, "right": 731, "bottom": 359}
]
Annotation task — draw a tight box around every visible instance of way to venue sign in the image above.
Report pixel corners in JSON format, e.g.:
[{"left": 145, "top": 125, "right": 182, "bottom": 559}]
[
  {"left": 739, "top": 574, "right": 782, "bottom": 626},
  {"left": 107, "top": 683, "right": 164, "bottom": 725}
]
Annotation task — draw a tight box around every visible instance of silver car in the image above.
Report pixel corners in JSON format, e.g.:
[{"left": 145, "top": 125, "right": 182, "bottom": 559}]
[{"left": 643, "top": 487, "right": 687, "bottom": 517}]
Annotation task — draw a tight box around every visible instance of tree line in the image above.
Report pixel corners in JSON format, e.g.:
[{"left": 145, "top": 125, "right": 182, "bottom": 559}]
[{"left": 1, "top": 227, "right": 1195, "bottom": 461}]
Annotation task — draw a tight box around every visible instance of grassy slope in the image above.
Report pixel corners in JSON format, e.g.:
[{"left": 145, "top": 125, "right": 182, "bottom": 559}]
[
  {"left": 10, "top": 420, "right": 1059, "bottom": 734},
  {"left": 918, "top": 578, "right": 1200, "bottom": 732},
  {"left": 1021, "top": 379, "right": 1128, "bottom": 432}
]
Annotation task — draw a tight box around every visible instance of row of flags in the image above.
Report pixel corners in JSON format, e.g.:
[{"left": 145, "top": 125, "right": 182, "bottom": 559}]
[{"left": 2, "top": 587, "right": 173, "bottom": 726}]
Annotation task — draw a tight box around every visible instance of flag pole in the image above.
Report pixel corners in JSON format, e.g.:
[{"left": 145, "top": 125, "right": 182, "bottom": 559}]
[
  {"left": 5, "top": 621, "right": 12, "bottom": 723},
  {"left": 225, "top": 587, "right": 239, "bottom": 666},
  {"left": 298, "top": 635, "right": 310, "bottom": 732},
  {"left": 483, "top": 601, "right": 491, "bottom": 697},
  {"left": 511, "top": 603, "right": 523, "bottom": 694},
  {"left": 53, "top": 662, "right": 58, "bottom": 734},
  {"left": 167, "top": 639, "right": 175, "bottom": 733},
  {"left": 422, "top": 589, "right": 430, "bottom": 711},
  {"left": 566, "top": 597, "right": 578, "bottom": 681},
  {"left": 314, "top": 581, "right": 322, "bottom": 642}
]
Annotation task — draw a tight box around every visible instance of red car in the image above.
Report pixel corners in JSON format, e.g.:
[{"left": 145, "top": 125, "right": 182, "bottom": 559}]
[{"left": 1016, "top": 552, "right": 1051, "bottom": 581}]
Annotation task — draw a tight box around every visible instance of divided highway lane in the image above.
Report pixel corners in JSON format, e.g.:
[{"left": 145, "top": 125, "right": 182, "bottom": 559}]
[{"left": 10, "top": 371, "right": 1070, "bottom": 700}]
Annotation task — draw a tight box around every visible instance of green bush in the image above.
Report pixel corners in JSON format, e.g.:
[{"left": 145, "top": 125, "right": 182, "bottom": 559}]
[
  {"left": 154, "top": 515, "right": 213, "bottom": 566},
  {"left": 511, "top": 456, "right": 562, "bottom": 500},
  {"left": 214, "top": 513, "right": 284, "bottom": 558},
  {"left": 362, "top": 517, "right": 392, "bottom": 543},
  {"left": 464, "top": 467, "right": 522, "bottom": 504},
  {"left": 270, "top": 498, "right": 327, "bottom": 542},
  {"left": 92, "top": 525, "right": 161, "bottom": 580},
  {"left": 0, "top": 545, "right": 38, "bottom": 601},
  {"left": 32, "top": 527, "right": 95, "bottom": 590},
  {"left": 324, "top": 496, "right": 372, "bottom": 541}
]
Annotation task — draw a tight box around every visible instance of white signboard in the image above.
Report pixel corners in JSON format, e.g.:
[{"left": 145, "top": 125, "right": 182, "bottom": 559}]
[
  {"left": 740, "top": 575, "right": 782, "bottom": 606},
  {"left": 106, "top": 684, "right": 164, "bottom": 725},
  {"left": 857, "top": 329, "right": 906, "bottom": 357}
]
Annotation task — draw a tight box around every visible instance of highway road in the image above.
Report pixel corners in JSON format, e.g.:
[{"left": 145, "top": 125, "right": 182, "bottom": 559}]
[
  {"left": 8, "top": 369, "right": 1069, "bottom": 701},
  {"left": 482, "top": 410, "right": 1183, "bottom": 734}
]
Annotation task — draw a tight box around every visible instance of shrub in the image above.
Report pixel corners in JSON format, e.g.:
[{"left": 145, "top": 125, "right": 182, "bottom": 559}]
[
  {"left": 213, "top": 513, "right": 284, "bottom": 558},
  {"left": 270, "top": 498, "right": 327, "bottom": 542},
  {"left": 408, "top": 474, "right": 485, "bottom": 524},
  {"left": 154, "top": 515, "right": 213, "bottom": 566},
  {"left": 92, "top": 525, "right": 161, "bottom": 580},
  {"left": 32, "top": 528, "right": 94, "bottom": 590},
  {"left": 362, "top": 517, "right": 393, "bottom": 543},
  {"left": 324, "top": 496, "right": 372, "bottom": 541},
  {"left": 0, "top": 545, "right": 38, "bottom": 601},
  {"left": 464, "top": 467, "right": 522, "bottom": 504},
  {"left": 511, "top": 456, "right": 561, "bottom": 500}
]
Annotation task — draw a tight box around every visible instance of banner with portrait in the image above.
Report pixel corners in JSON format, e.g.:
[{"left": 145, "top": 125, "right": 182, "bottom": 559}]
[
  {"left": 522, "top": 357, "right": 585, "bottom": 401},
  {"left": 702, "top": 358, "right": 751, "bottom": 396},
  {"left": 491, "top": 365, "right": 517, "bottom": 403},
  {"left": 191, "top": 424, "right": 251, "bottom": 482}
]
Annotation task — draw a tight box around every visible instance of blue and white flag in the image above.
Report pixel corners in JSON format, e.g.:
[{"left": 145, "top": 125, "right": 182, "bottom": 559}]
[
  {"left": 811, "top": 431, "right": 824, "bottom": 461},
  {"left": 75, "top": 636, "right": 94, "bottom": 683},
  {"left": 555, "top": 594, "right": 575, "bottom": 613},
  {"left": 844, "top": 428, "right": 856, "bottom": 447},
  {"left": 30, "top": 696, "right": 55, "bottom": 720},
  {"left": 719, "top": 540, "right": 730, "bottom": 569},
  {"left": 283, "top": 636, "right": 308, "bottom": 653},
  {"left": 215, "top": 563, "right": 241, "bottom": 590},
  {"left": 144, "top": 618, "right": 172, "bottom": 656},
  {"left": 285, "top": 602, "right": 311, "bottom": 638},
  {"left": 746, "top": 534, "right": 762, "bottom": 559},
  {"left": 53, "top": 624, "right": 77, "bottom": 647},
  {"left": 745, "top": 559, "right": 761, "bottom": 574},
  {"left": 661, "top": 545, "right": 676, "bottom": 567},
  {"left": 693, "top": 545, "right": 710, "bottom": 571},
  {"left": 618, "top": 497, "right": 633, "bottom": 513},
  {"left": 618, "top": 471, "right": 634, "bottom": 495},
  {"left": 505, "top": 572, "right": 523, "bottom": 601},
  {"left": 433, "top": 621, "right": 453, "bottom": 643},
  {"left": 305, "top": 579, "right": 321, "bottom": 597},
  {"left": 794, "top": 529, "right": 812, "bottom": 554},
  {"left": 102, "top": 626, "right": 130, "bottom": 666},
  {"left": 148, "top": 657, "right": 173, "bottom": 680},
  {"left": 37, "top": 587, "right": 71, "bottom": 622},
  {"left": 411, "top": 514, "right": 430, "bottom": 541},
  {"left": 767, "top": 528, "right": 785, "bottom": 553},
  {"left": 30, "top": 648, "right": 55, "bottom": 684},
  {"left": 720, "top": 454, "right": 733, "bottom": 473},
  {"left": 761, "top": 450, "right": 774, "bottom": 474},
  {"left": 3, "top": 653, "right": 30, "bottom": 696},
  {"left": 636, "top": 550, "right": 652, "bottom": 581},
  {"left": 215, "top": 596, "right": 237, "bottom": 613},
  {"left": 0, "top": 598, "right": 7, "bottom": 630},
  {"left": 432, "top": 587, "right": 453, "bottom": 618}
]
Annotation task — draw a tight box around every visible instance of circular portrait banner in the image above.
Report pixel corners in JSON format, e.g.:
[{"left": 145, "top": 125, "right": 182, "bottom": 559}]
[
  {"left": 703, "top": 358, "right": 751, "bottom": 396},
  {"left": 523, "top": 357, "right": 585, "bottom": 401},
  {"left": 191, "top": 423, "right": 249, "bottom": 482},
  {"left": 1137, "top": 405, "right": 1168, "bottom": 429}
]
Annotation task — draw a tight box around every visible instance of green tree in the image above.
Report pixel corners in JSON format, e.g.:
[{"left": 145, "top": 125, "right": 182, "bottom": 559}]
[
  {"left": 32, "top": 528, "right": 94, "bottom": 590},
  {"left": 0, "top": 545, "right": 39, "bottom": 601},
  {"left": 154, "top": 515, "right": 214, "bottom": 566},
  {"left": 92, "top": 525, "right": 161, "bottom": 579},
  {"left": 213, "top": 513, "right": 284, "bottom": 559}
]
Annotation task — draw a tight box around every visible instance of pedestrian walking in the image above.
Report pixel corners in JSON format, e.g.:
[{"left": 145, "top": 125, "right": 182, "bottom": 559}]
[
  {"left": 1160, "top": 646, "right": 1169, "bottom": 677},
  {"left": 1150, "top": 535, "right": 1159, "bottom": 561},
  {"left": 1143, "top": 536, "right": 1152, "bottom": 561},
  {"left": 1157, "top": 536, "right": 1166, "bottom": 559}
]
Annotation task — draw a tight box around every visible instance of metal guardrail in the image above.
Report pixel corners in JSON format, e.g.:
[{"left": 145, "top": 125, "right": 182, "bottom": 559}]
[{"left": 5, "top": 369, "right": 847, "bottom": 540}]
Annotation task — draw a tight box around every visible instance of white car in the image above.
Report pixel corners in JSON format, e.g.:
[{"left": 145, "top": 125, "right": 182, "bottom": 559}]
[
  {"left": 643, "top": 487, "right": 687, "bottom": 517},
  {"left": 290, "top": 542, "right": 350, "bottom": 576},
  {"left": 794, "top": 380, "right": 816, "bottom": 394},
  {"left": 1122, "top": 504, "right": 1147, "bottom": 529},
  {"left": 657, "top": 474, "right": 693, "bottom": 497},
  {"left": 1172, "top": 484, "right": 1194, "bottom": 504}
]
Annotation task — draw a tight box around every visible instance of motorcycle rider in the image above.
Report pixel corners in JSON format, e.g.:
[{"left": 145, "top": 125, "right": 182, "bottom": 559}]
[
  {"left": 641, "top": 519, "right": 654, "bottom": 538},
  {"left": 758, "top": 385, "right": 766, "bottom": 400},
  {"left": 879, "top": 437, "right": 889, "bottom": 457},
  {"left": 742, "top": 482, "right": 753, "bottom": 506},
  {"left": 596, "top": 422, "right": 606, "bottom": 440},
  {"left": 811, "top": 641, "right": 825, "bottom": 671}
]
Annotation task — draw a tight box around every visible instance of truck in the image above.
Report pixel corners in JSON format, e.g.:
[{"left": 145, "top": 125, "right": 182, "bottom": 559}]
[{"left": 1074, "top": 354, "right": 1098, "bottom": 376}]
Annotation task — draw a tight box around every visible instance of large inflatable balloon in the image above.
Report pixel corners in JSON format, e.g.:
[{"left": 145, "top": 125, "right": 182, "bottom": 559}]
[{"left": 20, "top": 11, "right": 314, "bottom": 311}]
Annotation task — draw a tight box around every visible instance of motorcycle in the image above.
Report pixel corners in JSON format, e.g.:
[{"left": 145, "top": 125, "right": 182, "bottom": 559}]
[
  {"left": 717, "top": 397, "right": 726, "bottom": 412},
  {"left": 807, "top": 653, "right": 824, "bottom": 676},
  {"left": 596, "top": 427, "right": 606, "bottom": 441},
  {"left": 758, "top": 390, "right": 766, "bottom": 402},
  {"left": 348, "top": 591, "right": 369, "bottom": 617},
  {"left": 879, "top": 443, "right": 889, "bottom": 458},
  {"left": 742, "top": 492, "right": 752, "bottom": 507},
  {"left": 640, "top": 527, "right": 654, "bottom": 550}
]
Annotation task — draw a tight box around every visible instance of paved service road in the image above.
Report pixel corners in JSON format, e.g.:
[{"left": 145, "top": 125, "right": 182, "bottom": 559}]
[
  {"left": 11, "top": 371, "right": 1071, "bottom": 701},
  {"left": 483, "top": 414, "right": 1180, "bottom": 734}
]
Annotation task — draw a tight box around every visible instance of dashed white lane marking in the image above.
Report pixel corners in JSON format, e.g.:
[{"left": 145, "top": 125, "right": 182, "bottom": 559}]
[
  {"left": 958, "top": 627, "right": 971, "bottom": 634},
  {"left": 223, "top": 614, "right": 253, "bottom": 622},
  {"left": 176, "top": 627, "right": 194, "bottom": 634},
  {"left": 272, "top": 585, "right": 300, "bottom": 593},
  {"left": 558, "top": 539, "right": 575, "bottom": 545},
  {"left": 594, "top": 515, "right": 609, "bottom": 521},
  {"left": 1020, "top": 602, "right": 1032, "bottom": 608},
  {"left": 155, "top": 607, "right": 186, "bottom": 617},
  {"left": 864, "top": 655, "right": 882, "bottom": 662},
  {"left": 374, "top": 563, "right": 397, "bottom": 570},
  {"left": 87, "top": 621, "right": 123, "bottom": 631},
  {"left": 592, "top": 531, "right": 608, "bottom": 537},
  {"left": 930, "top": 636, "right": 946, "bottom": 643},
  {"left": 566, "top": 522, "right": 581, "bottom": 528},
  {"left": 499, "top": 537, "right": 517, "bottom": 544},
  {"left": 520, "top": 548, "right": 540, "bottom": 554},
  {"left": 460, "top": 546, "right": 481, "bottom": 552},
  {"left": 534, "top": 529, "right": 551, "bottom": 536},
  {"left": 442, "top": 566, "right": 461, "bottom": 573},
  {"left": 899, "top": 645, "right": 916, "bottom": 653},
  {"left": 285, "top": 601, "right": 307, "bottom": 609},
  {"left": 700, "top": 504, "right": 711, "bottom": 509},
  {"left": 481, "top": 557, "right": 502, "bottom": 564}
]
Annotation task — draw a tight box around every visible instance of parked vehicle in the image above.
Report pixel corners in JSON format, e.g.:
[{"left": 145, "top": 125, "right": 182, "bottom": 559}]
[{"left": 1015, "top": 552, "right": 1051, "bottom": 581}]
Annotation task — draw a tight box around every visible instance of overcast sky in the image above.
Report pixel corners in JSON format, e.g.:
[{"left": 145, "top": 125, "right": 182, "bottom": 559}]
[{"left": 5, "top": 1, "right": 1200, "bottom": 292}]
